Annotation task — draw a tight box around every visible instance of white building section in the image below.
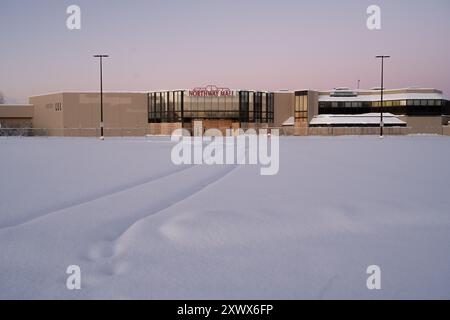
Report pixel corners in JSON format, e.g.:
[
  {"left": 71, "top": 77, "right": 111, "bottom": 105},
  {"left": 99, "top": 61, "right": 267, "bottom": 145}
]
[
  {"left": 310, "top": 113, "right": 406, "bottom": 127},
  {"left": 319, "top": 88, "right": 444, "bottom": 102}
]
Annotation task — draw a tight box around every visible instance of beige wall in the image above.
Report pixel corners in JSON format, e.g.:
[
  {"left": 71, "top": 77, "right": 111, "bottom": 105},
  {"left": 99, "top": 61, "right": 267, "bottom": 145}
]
[
  {"left": 307, "top": 91, "right": 319, "bottom": 123},
  {"left": 273, "top": 92, "right": 294, "bottom": 127},
  {"left": 63, "top": 93, "right": 148, "bottom": 136},
  {"left": 29, "top": 92, "right": 149, "bottom": 136},
  {"left": 0, "top": 105, "right": 33, "bottom": 118},
  {"left": 399, "top": 116, "right": 443, "bottom": 134},
  {"left": 63, "top": 93, "right": 100, "bottom": 131},
  {"left": 29, "top": 94, "right": 64, "bottom": 135}
]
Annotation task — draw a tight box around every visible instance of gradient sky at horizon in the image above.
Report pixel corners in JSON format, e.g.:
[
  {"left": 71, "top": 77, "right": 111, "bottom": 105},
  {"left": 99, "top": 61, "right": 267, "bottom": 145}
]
[{"left": 1, "top": 0, "right": 450, "bottom": 103}]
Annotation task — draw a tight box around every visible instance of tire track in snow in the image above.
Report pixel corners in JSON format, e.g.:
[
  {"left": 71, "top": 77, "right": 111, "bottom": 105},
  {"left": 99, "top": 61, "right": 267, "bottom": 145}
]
[
  {"left": 1, "top": 139, "right": 244, "bottom": 230},
  {"left": 0, "top": 164, "right": 196, "bottom": 230},
  {"left": 86, "top": 164, "right": 240, "bottom": 266},
  {"left": 115, "top": 164, "right": 240, "bottom": 242}
]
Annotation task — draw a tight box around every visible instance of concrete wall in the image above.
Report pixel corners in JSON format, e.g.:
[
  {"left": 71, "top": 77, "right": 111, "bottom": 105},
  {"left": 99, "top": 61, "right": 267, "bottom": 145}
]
[
  {"left": 273, "top": 92, "right": 294, "bottom": 127},
  {"left": 29, "top": 94, "right": 64, "bottom": 136},
  {"left": 399, "top": 116, "right": 443, "bottom": 134},
  {"left": 307, "top": 91, "right": 319, "bottom": 123},
  {"left": 62, "top": 93, "right": 100, "bottom": 135},
  {"left": 63, "top": 92, "right": 148, "bottom": 136},
  {"left": 30, "top": 92, "right": 149, "bottom": 136}
]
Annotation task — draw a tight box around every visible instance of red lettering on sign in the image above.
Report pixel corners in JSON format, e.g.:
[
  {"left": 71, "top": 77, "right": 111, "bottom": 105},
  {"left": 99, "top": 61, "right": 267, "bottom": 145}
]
[{"left": 189, "top": 85, "right": 233, "bottom": 97}]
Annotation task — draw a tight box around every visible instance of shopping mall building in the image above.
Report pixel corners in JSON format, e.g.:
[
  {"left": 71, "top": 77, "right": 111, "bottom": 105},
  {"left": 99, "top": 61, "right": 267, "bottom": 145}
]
[{"left": 1, "top": 85, "right": 449, "bottom": 136}]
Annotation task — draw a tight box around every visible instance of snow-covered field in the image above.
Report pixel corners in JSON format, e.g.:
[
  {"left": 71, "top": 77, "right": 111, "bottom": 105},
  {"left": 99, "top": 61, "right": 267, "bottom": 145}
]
[{"left": 0, "top": 136, "right": 449, "bottom": 299}]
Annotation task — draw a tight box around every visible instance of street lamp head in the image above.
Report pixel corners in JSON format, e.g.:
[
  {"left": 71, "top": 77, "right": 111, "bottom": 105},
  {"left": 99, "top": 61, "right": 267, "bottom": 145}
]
[
  {"left": 93, "top": 54, "right": 109, "bottom": 58},
  {"left": 376, "top": 55, "right": 391, "bottom": 59}
]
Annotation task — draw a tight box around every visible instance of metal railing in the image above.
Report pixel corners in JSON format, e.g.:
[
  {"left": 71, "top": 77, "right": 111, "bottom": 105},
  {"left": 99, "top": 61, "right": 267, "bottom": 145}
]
[
  {"left": 0, "top": 127, "right": 166, "bottom": 137},
  {"left": 0, "top": 126, "right": 449, "bottom": 137}
]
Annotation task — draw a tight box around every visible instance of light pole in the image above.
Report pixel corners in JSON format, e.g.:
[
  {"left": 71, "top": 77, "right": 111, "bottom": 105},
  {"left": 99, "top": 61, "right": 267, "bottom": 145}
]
[
  {"left": 376, "top": 55, "right": 390, "bottom": 137},
  {"left": 93, "top": 54, "right": 109, "bottom": 139}
]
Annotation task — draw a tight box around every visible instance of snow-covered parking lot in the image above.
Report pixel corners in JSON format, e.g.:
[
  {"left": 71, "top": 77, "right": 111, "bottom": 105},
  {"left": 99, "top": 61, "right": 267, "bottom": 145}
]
[{"left": 0, "top": 136, "right": 449, "bottom": 299}]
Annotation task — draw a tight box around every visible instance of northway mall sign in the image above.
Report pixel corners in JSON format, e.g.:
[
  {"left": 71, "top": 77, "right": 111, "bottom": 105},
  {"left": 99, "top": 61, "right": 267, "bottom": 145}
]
[{"left": 189, "top": 85, "right": 233, "bottom": 97}]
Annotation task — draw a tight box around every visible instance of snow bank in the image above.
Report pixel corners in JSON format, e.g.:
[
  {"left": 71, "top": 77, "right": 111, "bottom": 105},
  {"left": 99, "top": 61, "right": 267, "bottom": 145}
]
[{"left": 0, "top": 136, "right": 449, "bottom": 299}]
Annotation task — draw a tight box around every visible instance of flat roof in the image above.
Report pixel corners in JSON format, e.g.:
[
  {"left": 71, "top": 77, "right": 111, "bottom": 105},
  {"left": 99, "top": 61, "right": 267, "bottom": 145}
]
[
  {"left": 27, "top": 87, "right": 448, "bottom": 100},
  {"left": 310, "top": 113, "right": 406, "bottom": 126},
  {"left": 319, "top": 93, "right": 444, "bottom": 102},
  {"left": 29, "top": 91, "right": 149, "bottom": 98},
  {"left": 318, "top": 88, "right": 444, "bottom": 102}
]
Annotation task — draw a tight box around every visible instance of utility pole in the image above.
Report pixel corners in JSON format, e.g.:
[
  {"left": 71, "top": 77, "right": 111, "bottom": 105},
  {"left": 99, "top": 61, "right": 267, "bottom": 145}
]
[
  {"left": 376, "top": 55, "right": 390, "bottom": 137},
  {"left": 93, "top": 54, "right": 109, "bottom": 139}
]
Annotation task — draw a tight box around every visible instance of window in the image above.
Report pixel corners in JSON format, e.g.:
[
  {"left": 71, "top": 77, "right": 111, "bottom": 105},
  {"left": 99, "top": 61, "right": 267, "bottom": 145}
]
[
  {"left": 150, "top": 89, "right": 274, "bottom": 123},
  {"left": 295, "top": 93, "right": 308, "bottom": 121},
  {"left": 239, "top": 91, "right": 250, "bottom": 123},
  {"left": 262, "top": 93, "right": 267, "bottom": 122},
  {"left": 148, "top": 93, "right": 160, "bottom": 123},
  {"left": 254, "top": 92, "right": 262, "bottom": 123}
]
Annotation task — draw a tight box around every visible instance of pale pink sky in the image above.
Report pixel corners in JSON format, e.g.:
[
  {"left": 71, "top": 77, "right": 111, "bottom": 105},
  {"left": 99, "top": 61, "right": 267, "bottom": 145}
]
[{"left": 1, "top": 0, "right": 450, "bottom": 103}]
